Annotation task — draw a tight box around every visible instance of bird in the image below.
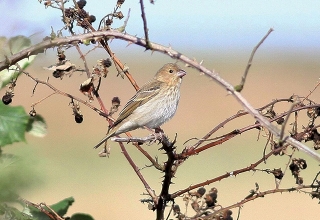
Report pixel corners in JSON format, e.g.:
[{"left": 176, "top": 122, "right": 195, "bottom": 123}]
[{"left": 94, "top": 63, "right": 186, "bottom": 149}]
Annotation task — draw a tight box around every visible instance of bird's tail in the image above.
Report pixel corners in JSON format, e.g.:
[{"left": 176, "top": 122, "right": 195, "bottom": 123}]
[{"left": 93, "top": 131, "right": 115, "bottom": 149}]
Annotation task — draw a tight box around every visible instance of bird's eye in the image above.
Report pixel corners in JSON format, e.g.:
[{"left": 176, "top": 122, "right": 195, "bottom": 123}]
[{"left": 169, "top": 69, "right": 173, "bottom": 73}]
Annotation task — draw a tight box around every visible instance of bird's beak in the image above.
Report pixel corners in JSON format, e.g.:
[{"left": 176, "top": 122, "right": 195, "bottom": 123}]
[{"left": 177, "top": 70, "right": 187, "bottom": 78}]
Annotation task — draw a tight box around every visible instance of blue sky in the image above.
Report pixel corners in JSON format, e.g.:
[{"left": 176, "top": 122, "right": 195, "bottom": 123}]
[{"left": 1, "top": 0, "right": 320, "bottom": 52}]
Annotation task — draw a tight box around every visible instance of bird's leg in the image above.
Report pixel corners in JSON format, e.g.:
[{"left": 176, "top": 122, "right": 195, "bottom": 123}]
[
  {"left": 153, "top": 127, "right": 165, "bottom": 142},
  {"left": 154, "top": 127, "right": 164, "bottom": 134}
]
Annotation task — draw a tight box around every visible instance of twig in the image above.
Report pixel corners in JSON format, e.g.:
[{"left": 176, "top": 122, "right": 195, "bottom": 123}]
[
  {"left": 118, "top": 140, "right": 158, "bottom": 205},
  {"left": 23, "top": 70, "right": 109, "bottom": 118},
  {"left": 171, "top": 146, "right": 284, "bottom": 199},
  {"left": 302, "top": 79, "right": 320, "bottom": 102},
  {"left": 279, "top": 100, "right": 297, "bottom": 141},
  {"left": 235, "top": 28, "right": 274, "bottom": 92},
  {"left": 139, "top": 0, "right": 152, "bottom": 50}
]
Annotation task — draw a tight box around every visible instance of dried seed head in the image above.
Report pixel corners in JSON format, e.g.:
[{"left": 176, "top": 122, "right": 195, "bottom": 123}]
[
  {"left": 105, "top": 18, "right": 113, "bottom": 26},
  {"left": 112, "top": 97, "right": 121, "bottom": 106},
  {"left": 173, "top": 205, "right": 180, "bottom": 215},
  {"left": 114, "top": 11, "right": 124, "bottom": 19},
  {"left": 29, "top": 109, "right": 37, "bottom": 117},
  {"left": 65, "top": 8, "right": 75, "bottom": 18}
]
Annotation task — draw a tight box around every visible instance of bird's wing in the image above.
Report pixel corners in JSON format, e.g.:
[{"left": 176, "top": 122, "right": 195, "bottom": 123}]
[{"left": 112, "top": 80, "right": 163, "bottom": 127}]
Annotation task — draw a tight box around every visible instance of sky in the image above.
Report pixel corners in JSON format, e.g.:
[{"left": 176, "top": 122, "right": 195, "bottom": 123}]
[{"left": 1, "top": 0, "right": 320, "bottom": 52}]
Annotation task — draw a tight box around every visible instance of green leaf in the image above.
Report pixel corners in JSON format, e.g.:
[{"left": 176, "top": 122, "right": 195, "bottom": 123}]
[
  {"left": 26, "top": 115, "right": 47, "bottom": 138},
  {"left": 30, "top": 197, "right": 75, "bottom": 220},
  {"left": 70, "top": 213, "right": 95, "bottom": 220},
  {"left": 0, "top": 35, "right": 37, "bottom": 89},
  {"left": 0, "top": 103, "right": 29, "bottom": 146},
  {"left": 50, "top": 197, "right": 75, "bottom": 217}
]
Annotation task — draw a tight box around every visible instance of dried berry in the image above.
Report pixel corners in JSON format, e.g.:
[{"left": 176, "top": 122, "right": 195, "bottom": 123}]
[
  {"left": 276, "top": 117, "right": 284, "bottom": 125},
  {"left": 196, "top": 187, "right": 206, "bottom": 197},
  {"left": 102, "top": 58, "right": 112, "bottom": 68},
  {"left": 53, "top": 70, "right": 63, "bottom": 78},
  {"left": 2, "top": 93, "right": 12, "bottom": 105},
  {"left": 223, "top": 209, "right": 233, "bottom": 220},
  {"left": 75, "top": 113, "right": 83, "bottom": 123},
  {"left": 205, "top": 189, "right": 217, "bottom": 207},
  {"left": 89, "top": 15, "right": 96, "bottom": 23},
  {"left": 297, "top": 159, "right": 307, "bottom": 169},
  {"left": 77, "top": 0, "right": 86, "bottom": 9},
  {"left": 273, "top": 168, "right": 284, "bottom": 180}
]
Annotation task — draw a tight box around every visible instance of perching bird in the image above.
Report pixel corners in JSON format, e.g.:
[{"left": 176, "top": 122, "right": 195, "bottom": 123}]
[{"left": 94, "top": 63, "right": 186, "bottom": 149}]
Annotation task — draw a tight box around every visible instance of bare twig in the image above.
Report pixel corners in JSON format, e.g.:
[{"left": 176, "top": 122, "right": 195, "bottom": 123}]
[
  {"left": 118, "top": 140, "right": 159, "bottom": 205},
  {"left": 235, "top": 28, "right": 274, "bottom": 92},
  {"left": 139, "top": 0, "right": 152, "bottom": 50}
]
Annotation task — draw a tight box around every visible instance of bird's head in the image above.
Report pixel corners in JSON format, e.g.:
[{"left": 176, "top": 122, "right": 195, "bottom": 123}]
[{"left": 155, "top": 63, "right": 186, "bottom": 86}]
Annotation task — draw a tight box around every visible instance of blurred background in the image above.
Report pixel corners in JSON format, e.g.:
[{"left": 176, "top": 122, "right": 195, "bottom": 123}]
[{"left": 1, "top": 0, "right": 320, "bottom": 219}]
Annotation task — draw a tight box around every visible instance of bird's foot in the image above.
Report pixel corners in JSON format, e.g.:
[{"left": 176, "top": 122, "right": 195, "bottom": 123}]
[{"left": 146, "top": 129, "right": 164, "bottom": 145}]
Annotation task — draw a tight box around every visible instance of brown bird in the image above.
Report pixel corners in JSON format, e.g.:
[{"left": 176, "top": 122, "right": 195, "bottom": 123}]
[{"left": 94, "top": 63, "right": 186, "bottom": 149}]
